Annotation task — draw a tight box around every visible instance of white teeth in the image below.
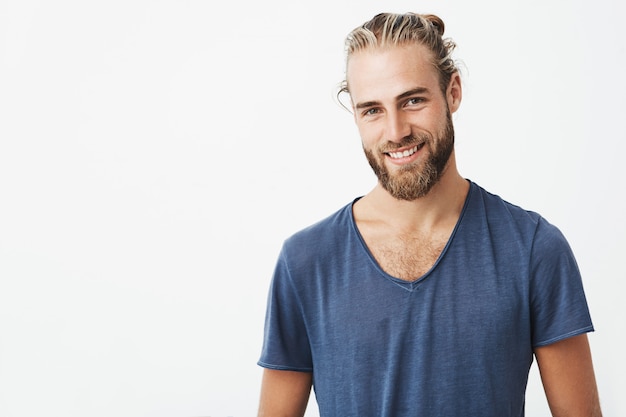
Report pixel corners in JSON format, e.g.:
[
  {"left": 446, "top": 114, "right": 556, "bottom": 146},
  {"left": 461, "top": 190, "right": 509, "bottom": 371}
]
[{"left": 388, "top": 145, "right": 419, "bottom": 159}]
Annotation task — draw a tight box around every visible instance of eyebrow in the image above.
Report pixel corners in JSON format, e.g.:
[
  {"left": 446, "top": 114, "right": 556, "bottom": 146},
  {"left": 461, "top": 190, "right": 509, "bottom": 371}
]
[{"left": 354, "top": 87, "right": 430, "bottom": 110}]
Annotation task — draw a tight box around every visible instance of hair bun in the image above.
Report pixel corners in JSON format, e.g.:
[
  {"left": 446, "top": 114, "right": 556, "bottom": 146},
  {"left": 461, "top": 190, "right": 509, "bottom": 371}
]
[{"left": 422, "top": 14, "right": 445, "bottom": 36}]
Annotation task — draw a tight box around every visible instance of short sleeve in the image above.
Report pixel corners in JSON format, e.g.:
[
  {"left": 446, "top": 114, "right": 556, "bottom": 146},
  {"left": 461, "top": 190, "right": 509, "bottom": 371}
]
[
  {"left": 258, "top": 247, "right": 313, "bottom": 372},
  {"left": 529, "top": 218, "right": 594, "bottom": 347}
]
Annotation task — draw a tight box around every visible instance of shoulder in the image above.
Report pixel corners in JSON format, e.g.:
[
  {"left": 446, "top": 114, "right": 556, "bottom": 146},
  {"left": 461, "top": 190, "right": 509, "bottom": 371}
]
[
  {"left": 470, "top": 182, "right": 541, "bottom": 224},
  {"left": 280, "top": 199, "right": 358, "bottom": 264},
  {"left": 473, "top": 181, "right": 574, "bottom": 249},
  {"left": 467, "top": 182, "right": 545, "bottom": 236},
  {"left": 465, "top": 182, "right": 573, "bottom": 253}
]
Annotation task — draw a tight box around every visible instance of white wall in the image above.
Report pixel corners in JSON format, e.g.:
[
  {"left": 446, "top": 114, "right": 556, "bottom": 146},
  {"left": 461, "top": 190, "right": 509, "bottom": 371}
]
[{"left": 0, "top": 1, "right": 624, "bottom": 416}]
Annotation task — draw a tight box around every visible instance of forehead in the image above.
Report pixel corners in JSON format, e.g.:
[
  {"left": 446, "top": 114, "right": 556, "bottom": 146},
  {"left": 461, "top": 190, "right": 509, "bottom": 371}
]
[{"left": 346, "top": 43, "right": 440, "bottom": 103}]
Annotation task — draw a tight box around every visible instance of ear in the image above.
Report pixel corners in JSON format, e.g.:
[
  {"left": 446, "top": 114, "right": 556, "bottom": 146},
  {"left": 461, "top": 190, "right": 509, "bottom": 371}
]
[{"left": 446, "top": 72, "right": 462, "bottom": 113}]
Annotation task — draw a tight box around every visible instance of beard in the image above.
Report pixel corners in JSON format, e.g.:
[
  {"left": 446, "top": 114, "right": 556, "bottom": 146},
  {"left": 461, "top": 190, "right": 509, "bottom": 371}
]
[{"left": 364, "top": 111, "right": 455, "bottom": 201}]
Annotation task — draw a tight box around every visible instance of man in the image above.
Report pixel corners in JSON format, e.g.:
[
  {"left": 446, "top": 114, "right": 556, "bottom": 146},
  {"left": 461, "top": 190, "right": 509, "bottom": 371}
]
[{"left": 257, "top": 12, "right": 601, "bottom": 417}]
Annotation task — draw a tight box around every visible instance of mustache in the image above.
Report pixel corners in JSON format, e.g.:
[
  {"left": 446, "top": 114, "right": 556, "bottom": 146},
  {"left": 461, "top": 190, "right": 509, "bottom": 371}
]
[{"left": 379, "top": 133, "right": 430, "bottom": 153}]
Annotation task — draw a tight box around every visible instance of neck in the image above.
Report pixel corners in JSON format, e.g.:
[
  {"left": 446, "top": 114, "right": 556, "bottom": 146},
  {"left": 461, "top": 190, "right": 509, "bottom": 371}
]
[{"left": 355, "top": 155, "right": 469, "bottom": 231}]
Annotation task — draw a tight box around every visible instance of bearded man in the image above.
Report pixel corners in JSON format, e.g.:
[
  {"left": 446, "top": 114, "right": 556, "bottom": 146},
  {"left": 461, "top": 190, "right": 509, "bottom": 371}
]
[{"left": 257, "top": 12, "right": 601, "bottom": 417}]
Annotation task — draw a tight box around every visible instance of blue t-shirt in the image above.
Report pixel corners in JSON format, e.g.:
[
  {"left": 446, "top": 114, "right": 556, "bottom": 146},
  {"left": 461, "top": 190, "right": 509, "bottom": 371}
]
[{"left": 258, "top": 182, "right": 593, "bottom": 416}]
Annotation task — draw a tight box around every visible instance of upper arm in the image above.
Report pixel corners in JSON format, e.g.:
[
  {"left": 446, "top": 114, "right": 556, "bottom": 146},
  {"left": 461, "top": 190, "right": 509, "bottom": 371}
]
[
  {"left": 534, "top": 334, "right": 602, "bottom": 417},
  {"left": 258, "top": 369, "right": 312, "bottom": 417}
]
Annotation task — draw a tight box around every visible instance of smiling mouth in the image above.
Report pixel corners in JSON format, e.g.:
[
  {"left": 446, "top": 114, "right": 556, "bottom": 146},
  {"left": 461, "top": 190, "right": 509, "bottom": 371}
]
[{"left": 386, "top": 143, "right": 425, "bottom": 159}]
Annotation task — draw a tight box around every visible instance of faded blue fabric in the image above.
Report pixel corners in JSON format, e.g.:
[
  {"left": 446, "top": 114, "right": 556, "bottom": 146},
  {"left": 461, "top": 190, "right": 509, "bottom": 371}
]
[{"left": 258, "top": 181, "right": 593, "bottom": 417}]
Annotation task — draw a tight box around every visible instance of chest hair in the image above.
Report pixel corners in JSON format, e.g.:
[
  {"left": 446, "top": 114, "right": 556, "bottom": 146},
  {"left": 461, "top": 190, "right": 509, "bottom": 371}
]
[{"left": 363, "top": 230, "right": 449, "bottom": 282}]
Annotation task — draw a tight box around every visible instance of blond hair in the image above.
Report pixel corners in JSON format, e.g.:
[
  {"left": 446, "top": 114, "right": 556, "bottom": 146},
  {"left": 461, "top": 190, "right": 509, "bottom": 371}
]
[{"left": 340, "top": 13, "right": 458, "bottom": 96}]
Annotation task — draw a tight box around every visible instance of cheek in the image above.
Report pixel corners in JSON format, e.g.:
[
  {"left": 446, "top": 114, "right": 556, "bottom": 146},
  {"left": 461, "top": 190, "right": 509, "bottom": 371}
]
[{"left": 356, "top": 122, "right": 380, "bottom": 148}]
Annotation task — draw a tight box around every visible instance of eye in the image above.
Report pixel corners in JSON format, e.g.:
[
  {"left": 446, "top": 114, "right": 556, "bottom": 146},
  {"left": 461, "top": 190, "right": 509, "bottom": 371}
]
[
  {"left": 406, "top": 97, "right": 425, "bottom": 106},
  {"left": 362, "top": 107, "right": 381, "bottom": 117}
]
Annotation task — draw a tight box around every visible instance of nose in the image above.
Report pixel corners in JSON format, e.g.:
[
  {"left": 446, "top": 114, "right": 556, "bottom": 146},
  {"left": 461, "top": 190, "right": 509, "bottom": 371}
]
[{"left": 385, "top": 110, "right": 411, "bottom": 143}]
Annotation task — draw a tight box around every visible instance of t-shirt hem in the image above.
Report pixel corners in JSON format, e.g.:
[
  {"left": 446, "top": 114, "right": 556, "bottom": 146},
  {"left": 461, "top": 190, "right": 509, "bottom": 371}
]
[
  {"left": 257, "top": 360, "right": 313, "bottom": 372},
  {"left": 532, "top": 325, "right": 595, "bottom": 348}
]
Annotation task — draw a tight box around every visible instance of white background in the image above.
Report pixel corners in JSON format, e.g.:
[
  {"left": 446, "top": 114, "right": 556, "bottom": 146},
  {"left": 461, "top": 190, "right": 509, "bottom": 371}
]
[{"left": 0, "top": 0, "right": 624, "bottom": 416}]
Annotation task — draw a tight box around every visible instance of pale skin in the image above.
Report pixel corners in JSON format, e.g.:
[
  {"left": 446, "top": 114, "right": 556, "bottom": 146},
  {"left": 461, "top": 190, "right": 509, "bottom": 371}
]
[{"left": 258, "top": 43, "right": 601, "bottom": 416}]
